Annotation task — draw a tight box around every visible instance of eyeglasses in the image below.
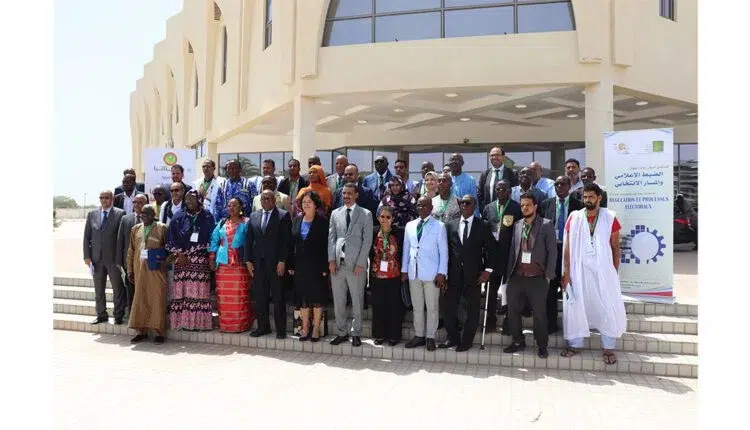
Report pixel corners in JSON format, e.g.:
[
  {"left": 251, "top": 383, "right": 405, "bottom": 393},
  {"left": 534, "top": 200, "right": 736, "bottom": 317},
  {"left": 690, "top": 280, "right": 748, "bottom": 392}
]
[
  {"left": 99, "top": 196, "right": 111, "bottom": 200},
  {"left": 459, "top": 201, "right": 474, "bottom": 206},
  {"left": 170, "top": 189, "right": 181, "bottom": 193},
  {"left": 379, "top": 215, "right": 392, "bottom": 220}
]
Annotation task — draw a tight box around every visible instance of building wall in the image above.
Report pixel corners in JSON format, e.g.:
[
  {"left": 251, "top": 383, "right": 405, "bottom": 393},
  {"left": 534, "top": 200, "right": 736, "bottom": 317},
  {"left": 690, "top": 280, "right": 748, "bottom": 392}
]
[{"left": 131, "top": 0, "right": 697, "bottom": 172}]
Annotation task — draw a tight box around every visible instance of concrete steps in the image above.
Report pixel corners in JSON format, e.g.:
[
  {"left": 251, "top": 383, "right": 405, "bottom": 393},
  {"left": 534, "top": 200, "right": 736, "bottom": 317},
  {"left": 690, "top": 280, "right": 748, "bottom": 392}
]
[{"left": 52, "top": 275, "right": 699, "bottom": 378}]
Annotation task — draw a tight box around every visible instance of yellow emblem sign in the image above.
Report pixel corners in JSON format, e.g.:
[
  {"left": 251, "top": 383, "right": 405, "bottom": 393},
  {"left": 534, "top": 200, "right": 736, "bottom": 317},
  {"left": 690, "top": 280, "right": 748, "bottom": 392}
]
[{"left": 502, "top": 215, "right": 514, "bottom": 227}]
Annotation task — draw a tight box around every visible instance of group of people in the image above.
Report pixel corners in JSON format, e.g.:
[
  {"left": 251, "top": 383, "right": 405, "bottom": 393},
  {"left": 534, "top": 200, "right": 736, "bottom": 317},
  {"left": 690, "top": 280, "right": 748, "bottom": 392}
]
[{"left": 82, "top": 147, "right": 627, "bottom": 365}]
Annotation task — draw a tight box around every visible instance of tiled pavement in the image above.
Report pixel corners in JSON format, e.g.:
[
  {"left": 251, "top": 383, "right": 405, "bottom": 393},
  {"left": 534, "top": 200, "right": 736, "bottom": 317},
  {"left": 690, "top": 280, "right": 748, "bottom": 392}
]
[{"left": 54, "top": 330, "right": 697, "bottom": 430}]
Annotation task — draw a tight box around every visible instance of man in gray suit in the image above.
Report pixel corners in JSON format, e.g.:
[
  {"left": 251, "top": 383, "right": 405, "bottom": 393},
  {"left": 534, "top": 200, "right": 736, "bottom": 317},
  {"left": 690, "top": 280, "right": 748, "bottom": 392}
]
[
  {"left": 502, "top": 192, "right": 557, "bottom": 359},
  {"left": 83, "top": 190, "right": 127, "bottom": 325},
  {"left": 328, "top": 183, "right": 374, "bottom": 347},
  {"left": 116, "top": 193, "right": 149, "bottom": 314}
]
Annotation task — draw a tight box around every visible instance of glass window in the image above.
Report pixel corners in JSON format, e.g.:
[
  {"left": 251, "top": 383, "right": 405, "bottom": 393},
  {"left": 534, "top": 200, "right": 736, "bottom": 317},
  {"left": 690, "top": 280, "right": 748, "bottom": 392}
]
[
  {"left": 375, "top": 12, "right": 441, "bottom": 43},
  {"left": 261, "top": 152, "right": 284, "bottom": 176},
  {"left": 445, "top": 6, "right": 514, "bottom": 38},
  {"left": 517, "top": 2, "right": 575, "bottom": 34},
  {"left": 445, "top": 0, "right": 512, "bottom": 6},
  {"left": 346, "top": 149, "right": 373, "bottom": 175},
  {"left": 677, "top": 144, "right": 698, "bottom": 208},
  {"left": 376, "top": 0, "right": 441, "bottom": 14},
  {"left": 533, "top": 151, "right": 551, "bottom": 171},
  {"left": 218, "top": 153, "right": 238, "bottom": 177},
  {"left": 409, "top": 152, "right": 444, "bottom": 174},
  {"left": 282, "top": 152, "right": 293, "bottom": 175},
  {"left": 221, "top": 26, "right": 227, "bottom": 84},
  {"left": 324, "top": 18, "right": 372, "bottom": 46},
  {"left": 238, "top": 153, "right": 260, "bottom": 178},
  {"left": 660, "top": 0, "right": 675, "bottom": 20},
  {"left": 460, "top": 152, "right": 488, "bottom": 173},
  {"left": 329, "top": 0, "right": 372, "bottom": 18},
  {"left": 506, "top": 151, "right": 533, "bottom": 171},
  {"left": 564, "top": 148, "right": 585, "bottom": 169},
  {"left": 264, "top": 0, "right": 273, "bottom": 48},
  {"left": 679, "top": 144, "right": 697, "bottom": 162},
  {"left": 409, "top": 172, "right": 424, "bottom": 183},
  {"left": 316, "top": 150, "right": 333, "bottom": 175}
]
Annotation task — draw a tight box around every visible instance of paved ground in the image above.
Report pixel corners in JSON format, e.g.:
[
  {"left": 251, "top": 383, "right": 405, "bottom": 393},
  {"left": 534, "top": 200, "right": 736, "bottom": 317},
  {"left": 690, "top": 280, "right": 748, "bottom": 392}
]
[
  {"left": 54, "top": 330, "right": 696, "bottom": 429},
  {"left": 56, "top": 220, "right": 699, "bottom": 302}
]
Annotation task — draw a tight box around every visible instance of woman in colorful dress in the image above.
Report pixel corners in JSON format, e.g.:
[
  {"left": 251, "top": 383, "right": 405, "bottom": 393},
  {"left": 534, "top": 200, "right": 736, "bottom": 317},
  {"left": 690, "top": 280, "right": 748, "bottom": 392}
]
[
  {"left": 369, "top": 205, "right": 405, "bottom": 346},
  {"left": 378, "top": 176, "right": 417, "bottom": 229},
  {"left": 289, "top": 190, "right": 330, "bottom": 342},
  {"left": 166, "top": 189, "right": 216, "bottom": 331},
  {"left": 295, "top": 165, "right": 333, "bottom": 217},
  {"left": 209, "top": 197, "right": 255, "bottom": 333}
]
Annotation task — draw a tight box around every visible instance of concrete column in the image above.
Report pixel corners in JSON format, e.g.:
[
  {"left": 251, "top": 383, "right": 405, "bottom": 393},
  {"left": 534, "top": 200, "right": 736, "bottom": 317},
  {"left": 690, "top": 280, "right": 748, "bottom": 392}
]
[
  {"left": 292, "top": 95, "right": 316, "bottom": 160},
  {"left": 584, "top": 80, "right": 614, "bottom": 185}
]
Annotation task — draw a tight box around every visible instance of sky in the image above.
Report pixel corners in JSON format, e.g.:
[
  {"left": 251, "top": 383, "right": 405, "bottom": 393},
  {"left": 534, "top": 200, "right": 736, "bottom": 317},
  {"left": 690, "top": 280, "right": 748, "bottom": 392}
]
[{"left": 54, "top": 0, "right": 184, "bottom": 205}]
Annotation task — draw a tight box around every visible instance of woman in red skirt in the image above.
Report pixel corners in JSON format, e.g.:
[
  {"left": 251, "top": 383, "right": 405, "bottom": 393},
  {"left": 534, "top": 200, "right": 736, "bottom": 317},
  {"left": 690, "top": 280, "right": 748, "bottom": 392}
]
[{"left": 209, "top": 197, "right": 255, "bottom": 332}]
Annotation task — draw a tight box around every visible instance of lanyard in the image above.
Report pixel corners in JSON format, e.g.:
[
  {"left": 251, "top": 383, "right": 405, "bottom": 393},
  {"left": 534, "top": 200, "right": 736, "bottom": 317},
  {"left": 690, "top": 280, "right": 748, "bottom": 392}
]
[
  {"left": 438, "top": 193, "right": 453, "bottom": 215},
  {"left": 380, "top": 229, "right": 390, "bottom": 251},
  {"left": 522, "top": 222, "right": 532, "bottom": 240},
  {"left": 587, "top": 210, "right": 600, "bottom": 240},
  {"left": 495, "top": 200, "right": 510, "bottom": 220},
  {"left": 142, "top": 224, "right": 153, "bottom": 247}
]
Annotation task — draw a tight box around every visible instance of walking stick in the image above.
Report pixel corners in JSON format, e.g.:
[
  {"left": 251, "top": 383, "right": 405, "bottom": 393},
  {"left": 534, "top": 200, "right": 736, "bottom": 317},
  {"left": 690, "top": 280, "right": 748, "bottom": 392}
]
[{"left": 480, "top": 276, "right": 503, "bottom": 350}]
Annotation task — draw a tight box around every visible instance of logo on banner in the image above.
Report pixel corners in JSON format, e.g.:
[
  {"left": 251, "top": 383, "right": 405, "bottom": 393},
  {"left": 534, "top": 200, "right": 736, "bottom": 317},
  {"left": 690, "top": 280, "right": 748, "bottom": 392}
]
[
  {"left": 620, "top": 224, "right": 667, "bottom": 264},
  {"left": 652, "top": 140, "right": 665, "bottom": 152},
  {"left": 163, "top": 152, "right": 178, "bottom": 166},
  {"left": 614, "top": 143, "right": 630, "bottom": 155}
]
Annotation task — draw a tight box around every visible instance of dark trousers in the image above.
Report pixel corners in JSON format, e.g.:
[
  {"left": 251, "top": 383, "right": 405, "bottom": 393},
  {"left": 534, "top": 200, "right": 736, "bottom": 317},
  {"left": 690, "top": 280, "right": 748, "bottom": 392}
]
[
  {"left": 93, "top": 261, "right": 126, "bottom": 320},
  {"left": 441, "top": 283, "right": 481, "bottom": 347},
  {"left": 371, "top": 277, "right": 404, "bottom": 341},
  {"left": 486, "top": 275, "right": 501, "bottom": 328},
  {"left": 547, "top": 243, "right": 564, "bottom": 332},
  {"left": 124, "top": 277, "right": 135, "bottom": 312},
  {"left": 507, "top": 274, "right": 549, "bottom": 348},
  {"left": 252, "top": 261, "right": 286, "bottom": 333}
]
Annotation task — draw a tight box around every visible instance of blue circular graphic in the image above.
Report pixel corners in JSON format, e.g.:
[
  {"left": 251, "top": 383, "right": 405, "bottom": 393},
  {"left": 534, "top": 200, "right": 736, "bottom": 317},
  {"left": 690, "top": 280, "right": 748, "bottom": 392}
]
[{"left": 620, "top": 224, "right": 667, "bottom": 264}]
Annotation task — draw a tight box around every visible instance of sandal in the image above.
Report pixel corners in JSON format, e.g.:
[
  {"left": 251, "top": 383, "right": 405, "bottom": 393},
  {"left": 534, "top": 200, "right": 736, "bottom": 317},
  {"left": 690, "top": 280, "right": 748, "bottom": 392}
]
[
  {"left": 602, "top": 350, "right": 618, "bottom": 365},
  {"left": 560, "top": 347, "right": 579, "bottom": 358}
]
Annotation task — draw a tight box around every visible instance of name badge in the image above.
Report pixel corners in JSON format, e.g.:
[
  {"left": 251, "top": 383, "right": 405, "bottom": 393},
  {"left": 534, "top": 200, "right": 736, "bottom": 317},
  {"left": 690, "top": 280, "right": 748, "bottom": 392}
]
[
  {"left": 140, "top": 249, "right": 148, "bottom": 260},
  {"left": 190, "top": 232, "right": 199, "bottom": 242},
  {"left": 379, "top": 261, "right": 389, "bottom": 272},
  {"left": 521, "top": 251, "right": 532, "bottom": 264},
  {"left": 502, "top": 215, "right": 514, "bottom": 227}
]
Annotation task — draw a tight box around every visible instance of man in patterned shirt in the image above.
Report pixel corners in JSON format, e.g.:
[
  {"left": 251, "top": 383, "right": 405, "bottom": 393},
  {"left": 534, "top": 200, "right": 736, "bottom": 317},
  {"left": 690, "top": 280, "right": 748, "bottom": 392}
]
[{"left": 214, "top": 159, "right": 256, "bottom": 220}]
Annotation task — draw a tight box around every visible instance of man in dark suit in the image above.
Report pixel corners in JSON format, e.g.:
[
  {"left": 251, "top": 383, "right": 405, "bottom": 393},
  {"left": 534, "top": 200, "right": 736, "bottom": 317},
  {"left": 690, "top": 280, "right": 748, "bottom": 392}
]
[
  {"left": 116, "top": 194, "right": 149, "bottom": 313},
  {"left": 481, "top": 179, "right": 522, "bottom": 333},
  {"left": 332, "top": 164, "right": 376, "bottom": 217},
  {"left": 479, "top": 146, "right": 518, "bottom": 209},
  {"left": 114, "top": 168, "right": 145, "bottom": 195},
  {"left": 114, "top": 174, "right": 146, "bottom": 215},
  {"left": 573, "top": 167, "right": 608, "bottom": 207},
  {"left": 83, "top": 190, "right": 127, "bottom": 325},
  {"left": 440, "top": 195, "right": 495, "bottom": 352},
  {"left": 361, "top": 155, "right": 393, "bottom": 205},
  {"left": 245, "top": 190, "right": 292, "bottom": 339},
  {"left": 541, "top": 175, "right": 584, "bottom": 334},
  {"left": 278, "top": 158, "right": 309, "bottom": 202},
  {"left": 502, "top": 192, "right": 557, "bottom": 358}
]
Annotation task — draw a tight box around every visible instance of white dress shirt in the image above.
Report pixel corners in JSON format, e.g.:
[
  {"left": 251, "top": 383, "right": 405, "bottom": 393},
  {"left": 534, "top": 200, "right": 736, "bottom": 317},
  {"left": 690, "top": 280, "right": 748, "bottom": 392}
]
[
  {"left": 122, "top": 191, "right": 136, "bottom": 215},
  {"left": 458, "top": 215, "right": 493, "bottom": 273}
]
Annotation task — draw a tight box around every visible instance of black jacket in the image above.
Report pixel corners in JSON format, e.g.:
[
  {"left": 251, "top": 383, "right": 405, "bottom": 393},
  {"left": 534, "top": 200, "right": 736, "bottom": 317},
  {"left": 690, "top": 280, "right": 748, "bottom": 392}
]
[
  {"left": 445, "top": 217, "right": 496, "bottom": 289},
  {"left": 478, "top": 166, "right": 518, "bottom": 209},
  {"left": 278, "top": 176, "right": 309, "bottom": 200},
  {"left": 481, "top": 199, "right": 522, "bottom": 280},
  {"left": 244, "top": 207, "right": 291, "bottom": 267}
]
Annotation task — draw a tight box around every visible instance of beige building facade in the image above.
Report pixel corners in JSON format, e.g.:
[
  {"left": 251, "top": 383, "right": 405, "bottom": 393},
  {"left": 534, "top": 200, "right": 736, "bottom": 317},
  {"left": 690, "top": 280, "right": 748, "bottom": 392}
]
[{"left": 130, "top": 0, "right": 697, "bottom": 202}]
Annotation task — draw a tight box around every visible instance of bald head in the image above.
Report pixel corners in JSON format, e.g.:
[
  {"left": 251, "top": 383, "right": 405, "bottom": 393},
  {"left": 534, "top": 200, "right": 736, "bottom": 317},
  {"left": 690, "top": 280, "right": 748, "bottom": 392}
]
[{"left": 529, "top": 162, "right": 543, "bottom": 181}]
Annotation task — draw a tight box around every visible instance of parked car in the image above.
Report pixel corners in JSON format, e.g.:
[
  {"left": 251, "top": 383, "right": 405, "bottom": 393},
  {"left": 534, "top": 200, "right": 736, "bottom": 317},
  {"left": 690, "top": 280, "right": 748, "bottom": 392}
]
[{"left": 674, "top": 194, "right": 697, "bottom": 249}]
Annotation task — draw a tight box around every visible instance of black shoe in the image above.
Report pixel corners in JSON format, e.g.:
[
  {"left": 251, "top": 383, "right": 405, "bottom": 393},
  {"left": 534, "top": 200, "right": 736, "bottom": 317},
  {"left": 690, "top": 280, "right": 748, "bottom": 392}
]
[
  {"left": 503, "top": 342, "right": 525, "bottom": 353},
  {"left": 276, "top": 332, "right": 286, "bottom": 340},
  {"left": 90, "top": 317, "right": 108, "bottom": 325},
  {"left": 538, "top": 347, "right": 549, "bottom": 358},
  {"left": 329, "top": 335, "right": 348, "bottom": 346},
  {"left": 388, "top": 339, "right": 399, "bottom": 347},
  {"left": 439, "top": 340, "right": 459, "bottom": 349},
  {"left": 485, "top": 321, "right": 497, "bottom": 333},
  {"left": 114, "top": 318, "right": 124, "bottom": 325},
  {"left": 456, "top": 344, "right": 472, "bottom": 352},
  {"left": 130, "top": 334, "right": 148, "bottom": 343},
  {"left": 310, "top": 336, "right": 320, "bottom": 343},
  {"left": 437, "top": 319, "right": 445, "bottom": 330},
  {"left": 426, "top": 338, "right": 436, "bottom": 351},
  {"left": 299, "top": 331, "right": 311, "bottom": 342},
  {"left": 154, "top": 336, "right": 165, "bottom": 344},
  {"left": 250, "top": 328, "right": 271, "bottom": 337},
  {"left": 351, "top": 336, "right": 362, "bottom": 347},
  {"left": 522, "top": 309, "right": 532, "bottom": 318},
  {"left": 501, "top": 317, "right": 511, "bottom": 336},
  {"left": 374, "top": 338, "right": 385, "bottom": 346},
  {"left": 405, "top": 336, "right": 426, "bottom": 349}
]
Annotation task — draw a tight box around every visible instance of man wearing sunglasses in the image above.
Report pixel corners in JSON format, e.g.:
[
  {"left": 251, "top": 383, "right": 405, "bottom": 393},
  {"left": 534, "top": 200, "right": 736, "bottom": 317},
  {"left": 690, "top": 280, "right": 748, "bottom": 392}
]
[
  {"left": 441, "top": 195, "right": 496, "bottom": 352},
  {"left": 159, "top": 182, "right": 185, "bottom": 226},
  {"left": 83, "top": 190, "right": 126, "bottom": 325}
]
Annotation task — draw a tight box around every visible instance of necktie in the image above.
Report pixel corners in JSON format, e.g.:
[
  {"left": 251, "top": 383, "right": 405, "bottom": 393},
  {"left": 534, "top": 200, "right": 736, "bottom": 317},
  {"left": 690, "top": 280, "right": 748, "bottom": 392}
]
[
  {"left": 493, "top": 168, "right": 501, "bottom": 199},
  {"left": 346, "top": 208, "right": 351, "bottom": 230},
  {"left": 337, "top": 176, "right": 343, "bottom": 188},
  {"left": 102, "top": 210, "right": 108, "bottom": 228},
  {"left": 379, "top": 176, "right": 385, "bottom": 195},
  {"left": 462, "top": 220, "right": 469, "bottom": 244},
  {"left": 417, "top": 219, "right": 425, "bottom": 241},
  {"left": 557, "top": 199, "right": 566, "bottom": 242},
  {"left": 262, "top": 211, "right": 270, "bottom": 231}
]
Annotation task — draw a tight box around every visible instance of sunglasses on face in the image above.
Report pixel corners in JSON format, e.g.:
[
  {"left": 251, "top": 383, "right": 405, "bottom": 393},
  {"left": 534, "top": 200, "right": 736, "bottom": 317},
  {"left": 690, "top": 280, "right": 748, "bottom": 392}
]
[
  {"left": 459, "top": 201, "right": 474, "bottom": 206},
  {"left": 379, "top": 215, "right": 392, "bottom": 220},
  {"left": 170, "top": 189, "right": 181, "bottom": 193}
]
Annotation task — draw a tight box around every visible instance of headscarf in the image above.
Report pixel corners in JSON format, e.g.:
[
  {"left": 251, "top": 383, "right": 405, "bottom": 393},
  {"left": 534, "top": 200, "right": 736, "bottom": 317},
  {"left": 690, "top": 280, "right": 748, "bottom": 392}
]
[
  {"left": 297, "top": 165, "right": 332, "bottom": 210},
  {"left": 421, "top": 171, "right": 439, "bottom": 199},
  {"left": 166, "top": 189, "right": 216, "bottom": 250},
  {"left": 381, "top": 176, "right": 417, "bottom": 228},
  {"left": 184, "top": 189, "right": 204, "bottom": 214}
]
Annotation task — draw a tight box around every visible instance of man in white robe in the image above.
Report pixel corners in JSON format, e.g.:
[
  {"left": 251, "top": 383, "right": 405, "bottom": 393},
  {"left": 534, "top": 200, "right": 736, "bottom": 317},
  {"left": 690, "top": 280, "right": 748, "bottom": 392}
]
[{"left": 561, "top": 183, "right": 627, "bottom": 365}]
